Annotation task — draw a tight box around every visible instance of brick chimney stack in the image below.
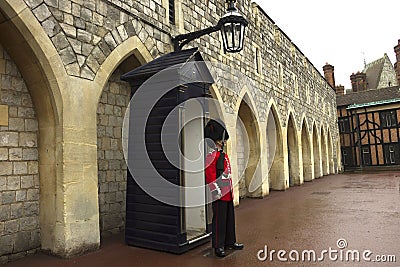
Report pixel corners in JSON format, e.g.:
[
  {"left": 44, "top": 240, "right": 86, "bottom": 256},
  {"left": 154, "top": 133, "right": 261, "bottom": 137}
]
[
  {"left": 394, "top": 39, "right": 400, "bottom": 85},
  {"left": 350, "top": 72, "right": 367, "bottom": 92},
  {"left": 323, "top": 63, "right": 335, "bottom": 88},
  {"left": 335, "top": 85, "right": 345, "bottom": 96}
]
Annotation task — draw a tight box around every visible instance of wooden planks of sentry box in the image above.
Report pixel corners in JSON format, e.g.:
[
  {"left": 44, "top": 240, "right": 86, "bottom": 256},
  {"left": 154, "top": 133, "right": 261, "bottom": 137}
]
[{"left": 0, "top": 105, "right": 8, "bottom": 126}]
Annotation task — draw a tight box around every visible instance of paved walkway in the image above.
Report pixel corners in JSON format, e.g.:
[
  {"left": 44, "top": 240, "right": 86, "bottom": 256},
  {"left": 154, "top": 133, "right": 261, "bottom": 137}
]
[{"left": 4, "top": 172, "right": 400, "bottom": 266}]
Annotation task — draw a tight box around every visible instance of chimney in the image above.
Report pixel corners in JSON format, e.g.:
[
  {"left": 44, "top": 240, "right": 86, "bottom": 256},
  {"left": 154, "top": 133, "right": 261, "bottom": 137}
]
[
  {"left": 335, "top": 85, "right": 345, "bottom": 96},
  {"left": 350, "top": 72, "right": 367, "bottom": 92},
  {"left": 323, "top": 63, "right": 335, "bottom": 88},
  {"left": 394, "top": 39, "right": 400, "bottom": 85},
  {"left": 356, "top": 72, "right": 367, "bottom": 91},
  {"left": 350, "top": 73, "right": 357, "bottom": 92}
]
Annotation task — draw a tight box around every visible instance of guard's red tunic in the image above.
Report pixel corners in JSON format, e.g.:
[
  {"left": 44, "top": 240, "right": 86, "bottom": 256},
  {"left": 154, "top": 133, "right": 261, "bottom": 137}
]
[{"left": 205, "top": 150, "right": 233, "bottom": 201}]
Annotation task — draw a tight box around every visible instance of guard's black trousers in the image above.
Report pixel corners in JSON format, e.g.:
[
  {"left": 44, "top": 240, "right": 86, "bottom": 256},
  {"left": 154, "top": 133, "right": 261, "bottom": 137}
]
[{"left": 212, "top": 200, "right": 236, "bottom": 248}]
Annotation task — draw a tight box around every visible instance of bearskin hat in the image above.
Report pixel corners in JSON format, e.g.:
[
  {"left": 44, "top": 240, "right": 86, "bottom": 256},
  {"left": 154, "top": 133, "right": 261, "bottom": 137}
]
[{"left": 204, "top": 119, "right": 230, "bottom": 142}]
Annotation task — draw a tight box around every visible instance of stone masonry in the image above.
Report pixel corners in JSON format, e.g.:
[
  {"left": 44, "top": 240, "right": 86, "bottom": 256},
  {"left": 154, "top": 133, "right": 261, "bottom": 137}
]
[
  {"left": 0, "top": 43, "right": 40, "bottom": 264},
  {"left": 97, "top": 67, "right": 130, "bottom": 235},
  {"left": 0, "top": 0, "right": 341, "bottom": 262},
  {"left": 17, "top": 0, "right": 338, "bottom": 136}
]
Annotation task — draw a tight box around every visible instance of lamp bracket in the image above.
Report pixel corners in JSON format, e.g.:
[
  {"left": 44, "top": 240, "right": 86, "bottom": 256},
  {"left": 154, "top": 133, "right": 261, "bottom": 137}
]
[
  {"left": 172, "top": 25, "right": 220, "bottom": 51},
  {"left": 171, "top": 0, "right": 247, "bottom": 52}
]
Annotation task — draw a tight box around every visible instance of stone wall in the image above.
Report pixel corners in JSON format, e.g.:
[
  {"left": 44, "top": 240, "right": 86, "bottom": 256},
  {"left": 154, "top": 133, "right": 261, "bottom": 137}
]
[
  {"left": 0, "top": 0, "right": 342, "bottom": 262},
  {"left": 179, "top": 0, "right": 338, "bottom": 145},
  {"left": 377, "top": 55, "right": 398, "bottom": 89},
  {"left": 236, "top": 118, "right": 248, "bottom": 198},
  {"left": 20, "top": 0, "right": 340, "bottom": 229},
  {"left": 0, "top": 43, "right": 40, "bottom": 264},
  {"left": 18, "top": 0, "right": 339, "bottom": 144},
  {"left": 97, "top": 67, "right": 130, "bottom": 235},
  {"left": 22, "top": 0, "right": 170, "bottom": 80}
]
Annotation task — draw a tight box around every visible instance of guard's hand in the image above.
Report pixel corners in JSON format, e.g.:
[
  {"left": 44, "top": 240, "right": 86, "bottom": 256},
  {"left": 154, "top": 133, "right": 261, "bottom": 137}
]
[
  {"left": 221, "top": 173, "right": 231, "bottom": 179},
  {"left": 214, "top": 182, "right": 222, "bottom": 199}
]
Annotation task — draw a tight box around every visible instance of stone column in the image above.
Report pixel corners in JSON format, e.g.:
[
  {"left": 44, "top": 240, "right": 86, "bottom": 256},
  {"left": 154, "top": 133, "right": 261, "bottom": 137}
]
[
  {"left": 52, "top": 77, "right": 100, "bottom": 257},
  {"left": 225, "top": 113, "right": 240, "bottom": 206}
]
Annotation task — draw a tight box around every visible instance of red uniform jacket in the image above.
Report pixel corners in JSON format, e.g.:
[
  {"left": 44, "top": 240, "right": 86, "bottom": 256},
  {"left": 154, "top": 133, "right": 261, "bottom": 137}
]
[{"left": 205, "top": 150, "right": 233, "bottom": 201}]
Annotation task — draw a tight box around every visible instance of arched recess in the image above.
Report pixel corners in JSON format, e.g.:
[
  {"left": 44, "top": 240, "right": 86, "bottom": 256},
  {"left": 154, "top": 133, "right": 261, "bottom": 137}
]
[
  {"left": 287, "top": 114, "right": 300, "bottom": 186},
  {"left": 0, "top": 1, "right": 64, "bottom": 256},
  {"left": 94, "top": 36, "right": 153, "bottom": 102},
  {"left": 94, "top": 37, "right": 152, "bottom": 236},
  {"left": 301, "top": 119, "right": 312, "bottom": 182},
  {"left": 207, "top": 85, "right": 226, "bottom": 123},
  {"left": 235, "top": 93, "right": 261, "bottom": 198},
  {"left": 327, "top": 129, "right": 334, "bottom": 174},
  {"left": 267, "top": 103, "right": 285, "bottom": 190},
  {"left": 236, "top": 116, "right": 249, "bottom": 197},
  {"left": 336, "top": 139, "right": 342, "bottom": 173},
  {"left": 321, "top": 127, "right": 329, "bottom": 175},
  {"left": 312, "top": 123, "right": 322, "bottom": 178}
]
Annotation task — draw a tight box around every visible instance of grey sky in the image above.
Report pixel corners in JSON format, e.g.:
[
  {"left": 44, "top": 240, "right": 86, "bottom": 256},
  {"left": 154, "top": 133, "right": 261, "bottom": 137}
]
[{"left": 256, "top": 0, "right": 399, "bottom": 89}]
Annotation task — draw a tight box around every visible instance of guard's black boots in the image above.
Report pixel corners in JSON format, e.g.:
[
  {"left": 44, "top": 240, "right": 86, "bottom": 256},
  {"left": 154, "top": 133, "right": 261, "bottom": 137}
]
[
  {"left": 225, "top": 243, "right": 244, "bottom": 250},
  {"left": 215, "top": 247, "right": 226, "bottom": 257}
]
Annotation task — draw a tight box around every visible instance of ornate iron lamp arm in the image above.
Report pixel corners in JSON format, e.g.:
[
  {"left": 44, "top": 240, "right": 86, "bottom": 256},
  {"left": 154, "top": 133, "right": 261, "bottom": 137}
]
[
  {"left": 172, "top": 24, "right": 221, "bottom": 51},
  {"left": 172, "top": 1, "right": 247, "bottom": 53}
]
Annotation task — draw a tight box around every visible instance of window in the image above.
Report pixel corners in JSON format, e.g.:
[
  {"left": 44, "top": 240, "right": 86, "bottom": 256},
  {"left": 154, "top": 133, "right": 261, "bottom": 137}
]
[
  {"left": 342, "top": 147, "right": 353, "bottom": 166},
  {"left": 274, "top": 26, "right": 281, "bottom": 45},
  {"left": 277, "top": 62, "right": 283, "bottom": 88},
  {"left": 255, "top": 49, "right": 259, "bottom": 73},
  {"left": 342, "top": 150, "right": 348, "bottom": 165},
  {"left": 293, "top": 73, "right": 298, "bottom": 97},
  {"left": 169, "top": 0, "right": 175, "bottom": 24},
  {"left": 255, "top": 48, "right": 262, "bottom": 74},
  {"left": 389, "top": 146, "right": 395, "bottom": 164},
  {"left": 252, "top": 5, "right": 261, "bottom": 27},
  {"left": 361, "top": 146, "right": 371, "bottom": 166},
  {"left": 384, "top": 144, "right": 400, "bottom": 165},
  {"left": 338, "top": 117, "right": 350, "bottom": 133},
  {"left": 290, "top": 45, "right": 296, "bottom": 59},
  {"left": 380, "top": 110, "right": 397, "bottom": 128},
  {"left": 303, "top": 57, "right": 308, "bottom": 70},
  {"left": 306, "top": 84, "right": 310, "bottom": 104}
]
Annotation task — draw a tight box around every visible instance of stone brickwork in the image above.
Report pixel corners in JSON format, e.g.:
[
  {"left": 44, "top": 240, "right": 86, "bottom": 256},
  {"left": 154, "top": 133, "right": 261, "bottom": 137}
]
[
  {"left": 18, "top": 0, "right": 339, "bottom": 145},
  {"left": 0, "top": 0, "right": 343, "bottom": 262},
  {"left": 236, "top": 119, "right": 247, "bottom": 198},
  {"left": 22, "top": 0, "right": 339, "bottom": 222},
  {"left": 97, "top": 67, "right": 130, "bottom": 235},
  {"left": 376, "top": 54, "right": 398, "bottom": 89},
  {"left": 23, "top": 0, "right": 170, "bottom": 80},
  {"left": 0, "top": 44, "right": 40, "bottom": 264},
  {"left": 179, "top": 1, "right": 338, "bottom": 140}
]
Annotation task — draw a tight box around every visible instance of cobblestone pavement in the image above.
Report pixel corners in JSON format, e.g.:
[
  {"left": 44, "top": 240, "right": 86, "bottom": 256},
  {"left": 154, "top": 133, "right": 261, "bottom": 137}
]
[{"left": 4, "top": 172, "right": 400, "bottom": 266}]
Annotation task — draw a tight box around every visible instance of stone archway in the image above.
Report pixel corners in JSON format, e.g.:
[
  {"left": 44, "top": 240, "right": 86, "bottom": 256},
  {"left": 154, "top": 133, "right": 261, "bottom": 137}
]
[
  {"left": 236, "top": 95, "right": 261, "bottom": 198},
  {"left": 267, "top": 105, "right": 285, "bottom": 190},
  {"left": 93, "top": 35, "right": 152, "bottom": 238},
  {"left": 0, "top": 2, "right": 63, "bottom": 259},
  {"left": 236, "top": 116, "right": 249, "bottom": 197},
  {"left": 327, "top": 129, "right": 334, "bottom": 174},
  {"left": 287, "top": 114, "right": 300, "bottom": 186},
  {"left": 337, "top": 139, "right": 342, "bottom": 173},
  {"left": 0, "top": 39, "right": 43, "bottom": 260},
  {"left": 312, "top": 124, "right": 322, "bottom": 178},
  {"left": 207, "top": 85, "right": 226, "bottom": 124},
  {"left": 96, "top": 55, "right": 142, "bottom": 236},
  {"left": 301, "top": 120, "right": 312, "bottom": 182},
  {"left": 321, "top": 127, "right": 329, "bottom": 175}
]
